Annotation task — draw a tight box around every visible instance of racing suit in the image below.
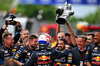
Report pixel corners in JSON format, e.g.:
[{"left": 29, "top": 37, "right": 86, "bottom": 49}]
[
  {"left": 0, "top": 44, "right": 20, "bottom": 64},
  {"left": 85, "top": 43, "right": 100, "bottom": 66},
  {"left": 14, "top": 45, "right": 34, "bottom": 63},
  {"left": 24, "top": 48, "right": 67, "bottom": 66}
]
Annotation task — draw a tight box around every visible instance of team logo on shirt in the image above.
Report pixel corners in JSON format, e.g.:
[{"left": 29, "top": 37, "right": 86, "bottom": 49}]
[
  {"left": 55, "top": 62, "right": 71, "bottom": 66},
  {"left": 86, "top": 51, "right": 88, "bottom": 54},
  {"left": 20, "top": 45, "right": 23, "bottom": 48},
  {"left": 38, "top": 55, "right": 50, "bottom": 61},
  {"left": 55, "top": 62, "right": 61, "bottom": 66},
  {"left": 4, "top": 50, "right": 8, "bottom": 53},
  {"left": 12, "top": 49, "right": 16, "bottom": 51},
  {"left": 93, "top": 47, "right": 98, "bottom": 52},
  {"left": 92, "top": 56, "right": 100, "bottom": 61},
  {"left": 37, "top": 55, "right": 52, "bottom": 64},
  {"left": 15, "top": 53, "right": 19, "bottom": 58},
  {"left": 92, "top": 56, "right": 100, "bottom": 65},
  {"left": 68, "top": 57, "right": 72, "bottom": 60},
  {"left": 27, "top": 52, "right": 30, "bottom": 56}
]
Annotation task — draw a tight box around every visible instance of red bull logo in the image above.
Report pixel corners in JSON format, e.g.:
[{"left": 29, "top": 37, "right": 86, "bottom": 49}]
[
  {"left": 37, "top": 55, "right": 52, "bottom": 64},
  {"left": 92, "top": 56, "right": 100, "bottom": 61},
  {"left": 55, "top": 62, "right": 61, "bottom": 66},
  {"left": 91, "top": 61, "right": 100, "bottom": 65},
  {"left": 38, "top": 55, "right": 50, "bottom": 61},
  {"left": 55, "top": 62, "right": 71, "bottom": 66}
]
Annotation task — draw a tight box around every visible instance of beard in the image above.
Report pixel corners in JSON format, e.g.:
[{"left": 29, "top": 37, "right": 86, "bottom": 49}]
[
  {"left": 31, "top": 45, "right": 37, "bottom": 49},
  {"left": 58, "top": 46, "right": 65, "bottom": 51},
  {"left": 94, "top": 38, "right": 99, "bottom": 44}
]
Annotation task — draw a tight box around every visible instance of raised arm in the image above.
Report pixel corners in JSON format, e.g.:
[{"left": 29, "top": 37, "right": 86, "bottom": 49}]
[
  {"left": 65, "top": 22, "right": 76, "bottom": 46},
  {"left": 13, "top": 21, "right": 22, "bottom": 44},
  {"left": 56, "top": 24, "right": 60, "bottom": 35}
]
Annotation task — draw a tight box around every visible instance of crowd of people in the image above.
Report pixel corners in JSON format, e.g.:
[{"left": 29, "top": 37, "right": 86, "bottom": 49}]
[
  {"left": 0, "top": 18, "right": 100, "bottom": 66},
  {"left": 0, "top": 2, "right": 100, "bottom": 66}
]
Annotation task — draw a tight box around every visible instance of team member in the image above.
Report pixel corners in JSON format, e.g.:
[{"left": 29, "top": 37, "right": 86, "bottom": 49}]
[
  {"left": 85, "top": 29, "right": 100, "bottom": 66},
  {"left": 14, "top": 34, "right": 38, "bottom": 63},
  {"left": 17, "top": 29, "right": 29, "bottom": 48},
  {"left": 0, "top": 33, "right": 20, "bottom": 64},
  {"left": 54, "top": 39, "right": 69, "bottom": 66},
  {"left": 86, "top": 33, "right": 94, "bottom": 47},
  {"left": 0, "top": 21, "right": 21, "bottom": 45},
  {"left": 67, "top": 35, "right": 87, "bottom": 66},
  {"left": 53, "top": 32, "right": 66, "bottom": 48}
]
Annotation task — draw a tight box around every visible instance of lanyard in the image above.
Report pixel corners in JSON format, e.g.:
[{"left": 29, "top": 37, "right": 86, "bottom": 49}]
[{"left": 79, "top": 49, "right": 87, "bottom": 60}]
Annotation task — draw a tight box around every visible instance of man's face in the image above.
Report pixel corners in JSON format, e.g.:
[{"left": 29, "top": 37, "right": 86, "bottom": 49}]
[
  {"left": 65, "top": 36, "right": 71, "bottom": 44},
  {"left": 29, "top": 38, "right": 38, "bottom": 48},
  {"left": 4, "top": 35, "right": 14, "bottom": 46},
  {"left": 77, "top": 38, "right": 86, "bottom": 49},
  {"left": 58, "top": 40, "right": 65, "bottom": 51},
  {"left": 87, "top": 35, "right": 94, "bottom": 45},
  {"left": 57, "top": 33, "right": 65, "bottom": 41},
  {"left": 21, "top": 30, "right": 29, "bottom": 40},
  {"left": 94, "top": 32, "right": 100, "bottom": 43}
]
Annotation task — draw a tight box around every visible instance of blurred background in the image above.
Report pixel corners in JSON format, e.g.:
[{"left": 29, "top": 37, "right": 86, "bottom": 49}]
[{"left": 0, "top": 0, "right": 100, "bottom": 39}]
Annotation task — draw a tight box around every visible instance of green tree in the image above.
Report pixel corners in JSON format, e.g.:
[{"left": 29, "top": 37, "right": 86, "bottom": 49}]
[
  {"left": 69, "top": 16, "right": 78, "bottom": 23},
  {"left": 0, "top": 0, "right": 13, "bottom": 11},
  {"left": 1, "top": 0, "right": 100, "bottom": 24},
  {"left": 82, "top": 7, "right": 100, "bottom": 24},
  {"left": 16, "top": 4, "right": 56, "bottom": 21},
  {"left": 68, "top": 7, "right": 100, "bottom": 24}
]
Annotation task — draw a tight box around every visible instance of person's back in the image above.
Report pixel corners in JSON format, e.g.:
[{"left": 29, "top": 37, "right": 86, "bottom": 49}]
[
  {"left": 26, "top": 49, "right": 53, "bottom": 66},
  {"left": 25, "top": 47, "right": 67, "bottom": 66}
]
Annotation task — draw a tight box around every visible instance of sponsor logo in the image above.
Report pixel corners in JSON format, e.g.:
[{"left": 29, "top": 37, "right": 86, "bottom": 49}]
[
  {"left": 27, "top": 52, "right": 30, "bottom": 56},
  {"left": 55, "top": 63, "right": 70, "bottom": 66},
  {"left": 12, "top": 49, "right": 16, "bottom": 51},
  {"left": 91, "top": 61, "right": 100, "bottom": 65},
  {"left": 37, "top": 55, "right": 52, "bottom": 64},
  {"left": 92, "top": 56, "right": 100, "bottom": 61},
  {"left": 68, "top": 57, "right": 72, "bottom": 60},
  {"left": 4, "top": 50, "right": 8, "bottom": 53},
  {"left": 86, "top": 51, "right": 88, "bottom": 54},
  {"left": 38, "top": 55, "right": 50, "bottom": 61},
  {"left": 15, "top": 53, "right": 19, "bottom": 58},
  {"left": 36, "top": 52, "right": 51, "bottom": 55},
  {"left": 93, "top": 47, "right": 98, "bottom": 52}
]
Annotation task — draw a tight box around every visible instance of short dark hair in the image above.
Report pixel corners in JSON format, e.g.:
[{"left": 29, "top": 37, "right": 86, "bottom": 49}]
[
  {"left": 2, "top": 33, "right": 12, "bottom": 40},
  {"left": 78, "top": 35, "right": 87, "bottom": 42},
  {"left": 59, "top": 38, "right": 67, "bottom": 44},
  {"left": 65, "top": 33, "right": 70, "bottom": 36},
  {"left": 87, "top": 32, "right": 94, "bottom": 38},
  {"left": 29, "top": 34, "right": 37, "bottom": 40}
]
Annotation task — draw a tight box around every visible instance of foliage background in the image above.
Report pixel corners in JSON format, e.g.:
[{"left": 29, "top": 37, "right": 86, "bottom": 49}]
[{"left": 0, "top": 0, "right": 100, "bottom": 24}]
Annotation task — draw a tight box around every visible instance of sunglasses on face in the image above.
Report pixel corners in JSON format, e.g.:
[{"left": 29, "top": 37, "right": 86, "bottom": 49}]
[
  {"left": 58, "top": 36, "right": 64, "bottom": 38},
  {"left": 66, "top": 38, "right": 70, "bottom": 40}
]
